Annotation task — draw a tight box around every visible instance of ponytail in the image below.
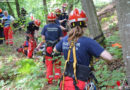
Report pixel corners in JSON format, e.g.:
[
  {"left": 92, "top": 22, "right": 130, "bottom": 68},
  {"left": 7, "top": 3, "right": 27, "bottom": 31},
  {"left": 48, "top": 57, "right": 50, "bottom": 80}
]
[{"left": 68, "top": 26, "right": 84, "bottom": 43}]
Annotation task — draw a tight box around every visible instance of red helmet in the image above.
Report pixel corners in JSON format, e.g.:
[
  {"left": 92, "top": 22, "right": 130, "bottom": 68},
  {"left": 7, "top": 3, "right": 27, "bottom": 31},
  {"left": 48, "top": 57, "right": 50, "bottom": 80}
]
[
  {"left": 69, "top": 8, "right": 88, "bottom": 23},
  {"left": 55, "top": 8, "right": 61, "bottom": 14},
  {"left": 34, "top": 19, "right": 41, "bottom": 26},
  {"left": 0, "top": 8, "right": 2, "bottom": 13},
  {"left": 62, "top": 3, "right": 68, "bottom": 7},
  {"left": 47, "top": 12, "right": 56, "bottom": 21}
]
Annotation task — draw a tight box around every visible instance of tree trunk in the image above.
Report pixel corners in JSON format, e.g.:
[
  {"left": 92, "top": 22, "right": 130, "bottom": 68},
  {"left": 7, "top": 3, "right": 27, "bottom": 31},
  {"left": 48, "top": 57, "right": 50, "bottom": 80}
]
[
  {"left": 81, "top": 0, "right": 105, "bottom": 46},
  {"left": 15, "top": 0, "right": 20, "bottom": 18},
  {"left": 43, "top": 0, "right": 48, "bottom": 24},
  {"left": 6, "top": 0, "right": 15, "bottom": 18},
  {"left": 116, "top": 0, "right": 130, "bottom": 89},
  {"left": 68, "top": 4, "right": 73, "bottom": 14},
  {"left": 68, "top": 0, "right": 80, "bottom": 14}
]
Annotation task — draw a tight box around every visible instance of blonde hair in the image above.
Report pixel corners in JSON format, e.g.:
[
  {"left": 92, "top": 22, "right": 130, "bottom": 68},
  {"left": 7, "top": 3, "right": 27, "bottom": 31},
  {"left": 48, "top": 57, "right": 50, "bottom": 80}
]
[{"left": 68, "top": 26, "right": 84, "bottom": 43}]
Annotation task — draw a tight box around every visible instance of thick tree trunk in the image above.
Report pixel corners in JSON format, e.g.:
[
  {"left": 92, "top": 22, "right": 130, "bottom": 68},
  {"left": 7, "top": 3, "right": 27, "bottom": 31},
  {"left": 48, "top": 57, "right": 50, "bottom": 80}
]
[
  {"left": 15, "top": 0, "right": 20, "bottom": 18},
  {"left": 6, "top": 0, "right": 15, "bottom": 18},
  {"left": 43, "top": 0, "right": 48, "bottom": 24},
  {"left": 81, "top": 0, "right": 105, "bottom": 46},
  {"left": 116, "top": 0, "right": 130, "bottom": 89}
]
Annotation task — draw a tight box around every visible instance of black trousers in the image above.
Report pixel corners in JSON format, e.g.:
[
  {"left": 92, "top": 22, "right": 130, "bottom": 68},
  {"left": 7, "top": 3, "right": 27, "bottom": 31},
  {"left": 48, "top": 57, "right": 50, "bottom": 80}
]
[{"left": 0, "top": 26, "right": 4, "bottom": 44}]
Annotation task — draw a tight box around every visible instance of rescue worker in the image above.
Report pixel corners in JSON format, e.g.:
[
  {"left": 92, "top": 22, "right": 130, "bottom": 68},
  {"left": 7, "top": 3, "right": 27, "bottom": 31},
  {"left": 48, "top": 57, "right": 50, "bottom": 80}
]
[
  {"left": 20, "top": 7, "right": 27, "bottom": 28},
  {"left": 3, "top": 11, "right": 14, "bottom": 45},
  {"left": 55, "top": 8, "right": 67, "bottom": 32},
  {"left": 55, "top": 8, "right": 61, "bottom": 26},
  {"left": 0, "top": 8, "right": 4, "bottom": 44},
  {"left": 59, "top": 3, "right": 68, "bottom": 36},
  {"left": 21, "top": 7, "right": 27, "bottom": 18},
  {"left": 26, "top": 19, "right": 41, "bottom": 58},
  {"left": 54, "top": 8, "right": 113, "bottom": 90},
  {"left": 41, "top": 12, "right": 63, "bottom": 84}
]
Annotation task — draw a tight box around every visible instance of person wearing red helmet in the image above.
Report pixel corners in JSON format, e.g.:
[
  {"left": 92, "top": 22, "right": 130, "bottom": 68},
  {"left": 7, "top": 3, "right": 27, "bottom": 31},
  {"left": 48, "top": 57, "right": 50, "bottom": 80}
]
[
  {"left": 26, "top": 19, "right": 41, "bottom": 58},
  {"left": 41, "top": 12, "right": 63, "bottom": 84},
  {"left": 59, "top": 3, "right": 69, "bottom": 37},
  {"left": 55, "top": 8, "right": 61, "bottom": 26},
  {"left": 54, "top": 8, "right": 113, "bottom": 90},
  {"left": 0, "top": 8, "right": 4, "bottom": 44},
  {"left": 55, "top": 8, "right": 68, "bottom": 35}
]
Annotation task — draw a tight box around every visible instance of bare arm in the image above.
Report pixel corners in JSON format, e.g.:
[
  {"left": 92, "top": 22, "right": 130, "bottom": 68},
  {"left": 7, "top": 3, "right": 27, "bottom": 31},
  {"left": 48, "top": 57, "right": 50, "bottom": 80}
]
[
  {"left": 100, "top": 50, "right": 113, "bottom": 63},
  {"left": 60, "top": 25, "right": 66, "bottom": 31},
  {"left": 59, "top": 19, "right": 66, "bottom": 23},
  {"left": 42, "top": 35, "right": 45, "bottom": 42},
  {"left": 59, "top": 36, "right": 63, "bottom": 40}
]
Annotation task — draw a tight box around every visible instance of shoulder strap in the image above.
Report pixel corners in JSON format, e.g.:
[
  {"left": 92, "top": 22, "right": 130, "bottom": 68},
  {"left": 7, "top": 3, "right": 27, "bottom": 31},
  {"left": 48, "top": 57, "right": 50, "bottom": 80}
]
[
  {"left": 73, "top": 45, "right": 78, "bottom": 83},
  {"left": 62, "top": 41, "right": 79, "bottom": 90},
  {"left": 62, "top": 41, "right": 74, "bottom": 90}
]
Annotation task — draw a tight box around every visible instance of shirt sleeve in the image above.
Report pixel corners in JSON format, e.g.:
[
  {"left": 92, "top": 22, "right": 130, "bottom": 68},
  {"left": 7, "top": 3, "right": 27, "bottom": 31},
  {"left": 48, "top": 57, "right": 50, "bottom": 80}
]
[
  {"left": 88, "top": 39, "right": 104, "bottom": 58},
  {"left": 41, "top": 26, "right": 46, "bottom": 35},
  {"left": 56, "top": 39, "right": 63, "bottom": 52},
  {"left": 10, "top": 16, "right": 14, "bottom": 21}
]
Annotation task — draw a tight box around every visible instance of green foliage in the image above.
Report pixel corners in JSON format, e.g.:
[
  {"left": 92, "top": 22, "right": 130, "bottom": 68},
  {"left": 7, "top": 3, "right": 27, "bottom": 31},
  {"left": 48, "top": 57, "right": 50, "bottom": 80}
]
[
  {"left": 108, "top": 47, "right": 122, "bottom": 59},
  {"left": 16, "top": 59, "right": 36, "bottom": 75},
  {"left": 105, "top": 32, "right": 122, "bottom": 59},
  {"left": 105, "top": 31, "right": 120, "bottom": 46},
  {"left": 94, "top": 31, "right": 125, "bottom": 89},
  {"left": 94, "top": 59, "right": 125, "bottom": 89},
  {"left": 109, "top": 22, "right": 117, "bottom": 30},
  {"left": 101, "top": 15, "right": 115, "bottom": 24},
  {"left": 93, "top": 0, "right": 112, "bottom": 11}
]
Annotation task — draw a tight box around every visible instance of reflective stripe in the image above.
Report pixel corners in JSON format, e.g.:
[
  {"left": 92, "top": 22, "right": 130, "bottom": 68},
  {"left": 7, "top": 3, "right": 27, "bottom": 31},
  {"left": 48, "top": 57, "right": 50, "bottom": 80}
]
[
  {"left": 69, "top": 18, "right": 86, "bottom": 23},
  {"left": 49, "top": 75, "right": 53, "bottom": 78},
  {"left": 0, "top": 38, "right": 4, "bottom": 40},
  {"left": 69, "top": 19, "right": 76, "bottom": 23},
  {"left": 78, "top": 18, "right": 86, "bottom": 21},
  {"left": 55, "top": 73, "right": 60, "bottom": 76}
]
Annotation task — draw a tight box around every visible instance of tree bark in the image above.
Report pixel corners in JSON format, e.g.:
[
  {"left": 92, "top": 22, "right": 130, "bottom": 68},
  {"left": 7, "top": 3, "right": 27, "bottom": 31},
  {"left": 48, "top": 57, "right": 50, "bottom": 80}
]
[
  {"left": 116, "top": 0, "right": 130, "bottom": 89},
  {"left": 68, "top": 4, "right": 73, "bottom": 14},
  {"left": 15, "top": 0, "right": 20, "bottom": 18},
  {"left": 81, "top": 0, "right": 105, "bottom": 46},
  {"left": 6, "top": 0, "right": 15, "bottom": 18},
  {"left": 43, "top": 0, "right": 48, "bottom": 24}
]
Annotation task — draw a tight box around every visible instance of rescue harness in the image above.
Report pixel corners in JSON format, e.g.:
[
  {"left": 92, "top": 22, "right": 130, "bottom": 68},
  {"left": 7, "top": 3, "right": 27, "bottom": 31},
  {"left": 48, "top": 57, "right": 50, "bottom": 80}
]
[{"left": 61, "top": 41, "right": 98, "bottom": 90}]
